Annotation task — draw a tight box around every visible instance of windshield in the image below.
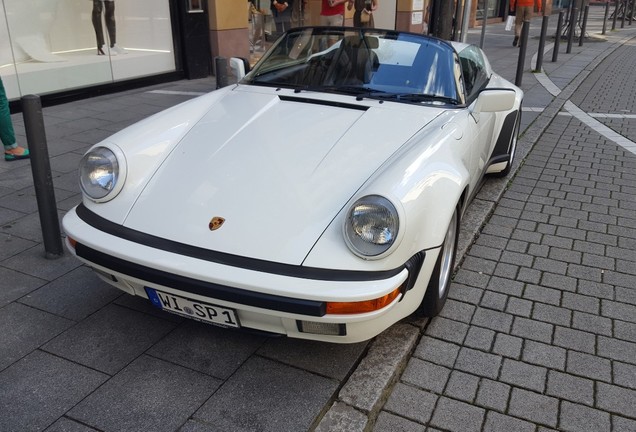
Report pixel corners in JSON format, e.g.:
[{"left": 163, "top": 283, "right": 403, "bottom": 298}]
[{"left": 243, "top": 27, "right": 462, "bottom": 105}]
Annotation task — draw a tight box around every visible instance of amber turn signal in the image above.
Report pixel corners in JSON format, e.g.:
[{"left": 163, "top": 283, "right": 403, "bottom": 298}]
[{"left": 326, "top": 286, "right": 402, "bottom": 315}]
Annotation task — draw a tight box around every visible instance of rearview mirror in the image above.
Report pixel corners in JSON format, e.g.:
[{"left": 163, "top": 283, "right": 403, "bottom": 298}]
[
  {"left": 474, "top": 89, "right": 516, "bottom": 113},
  {"left": 230, "top": 57, "right": 251, "bottom": 82}
]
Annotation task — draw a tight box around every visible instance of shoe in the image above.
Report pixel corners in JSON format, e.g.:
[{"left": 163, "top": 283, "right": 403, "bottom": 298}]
[
  {"left": 110, "top": 44, "right": 127, "bottom": 55},
  {"left": 4, "top": 148, "right": 30, "bottom": 161},
  {"left": 512, "top": 36, "right": 519, "bottom": 47},
  {"left": 98, "top": 45, "right": 106, "bottom": 55}
]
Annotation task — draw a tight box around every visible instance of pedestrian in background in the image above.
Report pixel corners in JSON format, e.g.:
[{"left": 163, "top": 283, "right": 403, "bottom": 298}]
[
  {"left": 271, "top": 0, "right": 294, "bottom": 35},
  {"left": 510, "top": 0, "right": 541, "bottom": 47},
  {"left": 347, "top": 0, "right": 379, "bottom": 28},
  {"left": 0, "top": 76, "right": 29, "bottom": 162},
  {"left": 320, "top": 0, "right": 345, "bottom": 26}
]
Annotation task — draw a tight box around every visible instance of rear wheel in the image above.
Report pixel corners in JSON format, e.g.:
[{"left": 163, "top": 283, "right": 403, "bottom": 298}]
[{"left": 418, "top": 207, "right": 460, "bottom": 317}]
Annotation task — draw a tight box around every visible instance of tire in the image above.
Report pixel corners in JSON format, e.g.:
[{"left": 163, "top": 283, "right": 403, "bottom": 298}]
[
  {"left": 418, "top": 206, "right": 460, "bottom": 317},
  {"left": 491, "top": 109, "right": 521, "bottom": 178}
]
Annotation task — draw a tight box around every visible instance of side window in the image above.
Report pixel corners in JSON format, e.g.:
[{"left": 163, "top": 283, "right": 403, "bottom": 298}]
[{"left": 459, "top": 46, "right": 490, "bottom": 102}]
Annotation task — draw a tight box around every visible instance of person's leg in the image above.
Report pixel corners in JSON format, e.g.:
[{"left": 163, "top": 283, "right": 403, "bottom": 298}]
[
  {"left": 513, "top": 10, "right": 523, "bottom": 46},
  {"left": 92, "top": 0, "right": 106, "bottom": 54},
  {"left": 1, "top": 78, "right": 29, "bottom": 161},
  {"left": 104, "top": 1, "right": 116, "bottom": 46}
]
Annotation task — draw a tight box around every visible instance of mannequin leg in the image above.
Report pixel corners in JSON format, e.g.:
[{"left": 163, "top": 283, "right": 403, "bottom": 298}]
[
  {"left": 92, "top": 0, "right": 105, "bottom": 54},
  {"left": 104, "top": 1, "right": 116, "bottom": 47}
]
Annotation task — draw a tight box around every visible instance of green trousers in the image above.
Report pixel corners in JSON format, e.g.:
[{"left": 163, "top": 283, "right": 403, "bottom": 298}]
[{"left": 0, "top": 76, "right": 17, "bottom": 150}]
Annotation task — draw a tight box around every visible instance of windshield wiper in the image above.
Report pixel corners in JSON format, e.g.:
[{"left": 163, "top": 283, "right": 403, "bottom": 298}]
[
  {"left": 294, "top": 85, "right": 380, "bottom": 98},
  {"left": 376, "top": 93, "right": 460, "bottom": 105}
]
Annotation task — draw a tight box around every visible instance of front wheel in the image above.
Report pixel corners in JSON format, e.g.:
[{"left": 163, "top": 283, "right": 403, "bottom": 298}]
[{"left": 418, "top": 207, "right": 460, "bottom": 317}]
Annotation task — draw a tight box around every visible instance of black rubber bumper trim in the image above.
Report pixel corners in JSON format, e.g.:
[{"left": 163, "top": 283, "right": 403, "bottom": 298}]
[
  {"left": 76, "top": 242, "right": 328, "bottom": 317},
  {"left": 75, "top": 203, "right": 404, "bottom": 282}
]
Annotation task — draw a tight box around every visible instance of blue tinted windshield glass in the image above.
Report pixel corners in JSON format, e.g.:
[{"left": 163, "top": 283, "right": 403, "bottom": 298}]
[{"left": 244, "top": 27, "right": 459, "bottom": 103}]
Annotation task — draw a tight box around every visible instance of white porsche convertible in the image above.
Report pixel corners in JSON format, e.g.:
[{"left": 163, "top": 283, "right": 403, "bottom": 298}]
[{"left": 63, "top": 27, "right": 522, "bottom": 343}]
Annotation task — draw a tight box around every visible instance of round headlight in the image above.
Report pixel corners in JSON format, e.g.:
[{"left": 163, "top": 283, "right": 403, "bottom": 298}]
[
  {"left": 345, "top": 195, "right": 399, "bottom": 257},
  {"left": 79, "top": 147, "right": 120, "bottom": 201}
]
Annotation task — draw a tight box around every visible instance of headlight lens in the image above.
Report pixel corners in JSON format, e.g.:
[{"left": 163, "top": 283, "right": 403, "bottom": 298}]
[
  {"left": 345, "top": 195, "right": 399, "bottom": 257},
  {"left": 79, "top": 147, "right": 119, "bottom": 201}
]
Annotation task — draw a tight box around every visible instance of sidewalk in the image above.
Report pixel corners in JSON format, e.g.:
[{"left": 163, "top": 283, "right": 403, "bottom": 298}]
[
  {"left": 317, "top": 7, "right": 636, "bottom": 431},
  {"left": 0, "top": 8, "right": 634, "bottom": 432}
]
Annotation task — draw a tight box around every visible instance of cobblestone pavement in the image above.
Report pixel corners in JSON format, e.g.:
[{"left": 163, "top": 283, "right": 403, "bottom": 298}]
[{"left": 1, "top": 8, "right": 635, "bottom": 432}]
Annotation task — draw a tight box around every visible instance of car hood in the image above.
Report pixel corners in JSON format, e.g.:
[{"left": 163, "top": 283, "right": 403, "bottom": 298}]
[{"left": 122, "top": 87, "right": 442, "bottom": 265}]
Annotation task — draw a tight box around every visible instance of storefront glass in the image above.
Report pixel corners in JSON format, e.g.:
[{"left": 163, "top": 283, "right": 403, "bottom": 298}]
[{"left": 0, "top": 0, "right": 176, "bottom": 101}]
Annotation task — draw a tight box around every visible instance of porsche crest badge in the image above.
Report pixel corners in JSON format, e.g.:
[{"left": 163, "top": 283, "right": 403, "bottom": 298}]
[{"left": 209, "top": 217, "right": 225, "bottom": 231}]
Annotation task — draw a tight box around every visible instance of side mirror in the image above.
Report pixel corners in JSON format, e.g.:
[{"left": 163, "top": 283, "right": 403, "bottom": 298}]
[
  {"left": 472, "top": 89, "right": 516, "bottom": 116},
  {"left": 229, "top": 57, "right": 251, "bottom": 82}
]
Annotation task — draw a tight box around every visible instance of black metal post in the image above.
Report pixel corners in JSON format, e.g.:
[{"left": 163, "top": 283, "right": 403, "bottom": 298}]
[
  {"left": 553, "top": 10, "right": 564, "bottom": 62},
  {"left": 21, "top": 95, "right": 63, "bottom": 259},
  {"left": 515, "top": 20, "right": 530, "bottom": 87},
  {"left": 602, "top": 1, "right": 610, "bottom": 34},
  {"left": 622, "top": 0, "right": 627, "bottom": 27},
  {"left": 535, "top": 15, "right": 549, "bottom": 72},
  {"left": 579, "top": 5, "right": 589, "bottom": 46},
  {"left": 612, "top": 0, "right": 619, "bottom": 29},
  {"left": 480, "top": 0, "right": 487, "bottom": 48},
  {"left": 567, "top": 7, "right": 577, "bottom": 53},
  {"left": 630, "top": 0, "right": 634, "bottom": 24}
]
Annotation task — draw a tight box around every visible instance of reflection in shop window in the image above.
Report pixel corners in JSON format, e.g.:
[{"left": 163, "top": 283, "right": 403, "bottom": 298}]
[
  {"left": 0, "top": 0, "right": 176, "bottom": 100},
  {"left": 188, "top": 0, "right": 204, "bottom": 13}
]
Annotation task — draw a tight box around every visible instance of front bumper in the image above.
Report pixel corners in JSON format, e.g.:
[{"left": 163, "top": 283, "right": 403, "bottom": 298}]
[{"left": 63, "top": 205, "right": 432, "bottom": 343}]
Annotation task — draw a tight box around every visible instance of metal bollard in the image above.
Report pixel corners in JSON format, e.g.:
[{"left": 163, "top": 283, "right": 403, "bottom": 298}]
[
  {"left": 480, "top": 0, "right": 487, "bottom": 48},
  {"left": 612, "top": 0, "right": 619, "bottom": 30},
  {"left": 602, "top": 1, "right": 610, "bottom": 34},
  {"left": 535, "top": 16, "right": 549, "bottom": 72},
  {"left": 567, "top": 7, "right": 577, "bottom": 53},
  {"left": 515, "top": 20, "right": 530, "bottom": 87},
  {"left": 21, "top": 95, "right": 63, "bottom": 259},
  {"left": 214, "top": 56, "right": 229, "bottom": 89},
  {"left": 579, "top": 5, "right": 589, "bottom": 46},
  {"left": 553, "top": 11, "right": 564, "bottom": 62},
  {"left": 630, "top": 0, "right": 634, "bottom": 24},
  {"left": 622, "top": 0, "right": 627, "bottom": 28}
]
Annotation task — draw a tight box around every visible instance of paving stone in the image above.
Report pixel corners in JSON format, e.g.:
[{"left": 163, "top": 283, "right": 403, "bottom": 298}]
[
  {"left": 148, "top": 320, "right": 266, "bottom": 380},
  {"left": 372, "top": 411, "right": 426, "bottom": 432},
  {"left": 601, "top": 300, "right": 636, "bottom": 323},
  {"left": 554, "top": 326, "right": 596, "bottom": 354},
  {"left": 546, "top": 370, "right": 594, "bottom": 406},
  {"left": 523, "top": 285, "right": 561, "bottom": 306},
  {"left": 517, "top": 267, "right": 542, "bottom": 285},
  {"left": 492, "top": 333, "right": 523, "bottom": 359},
  {"left": 0, "top": 266, "right": 43, "bottom": 308},
  {"left": 471, "top": 308, "right": 513, "bottom": 334},
  {"left": 464, "top": 326, "right": 495, "bottom": 351},
  {"left": 480, "top": 291, "right": 508, "bottom": 311},
  {"left": 413, "top": 336, "right": 460, "bottom": 368},
  {"left": 401, "top": 358, "right": 451, "bottom": 394},
  {"left": 455, "top": 348, "right": 502, "bottom": 379},
  {"left": 597, "top": 336, "right": 636, "bottom": 365},
  {"left": 596, "top": 383, "right": 636, "bottom": 421},
  {"left": 522, "top": 340, "right": 566, "bottom": 370},
  {"left": 44, "top": 417, "right": 100, "bottom": 431},
  {"left": 192, "top": 356, "right": 337, "bottom": 432},
  {"left": 614, "top": 362, "right": 636, "bottom": 390},
  {"left": 577, "top": 280, "right": 614, "bottom": 300},
  {"left": 493, "top": 263, "right": 519, "bottom": 280},
  {"left": 532, "top": 303, "right": 572, "bottom": 327},
  {"left": 448, "top": 284, "right": 484, "bottom": 305},
  {"left": 616, "top": 286, "right": 636, "bottom": 306},
  {"left": 314, "top": 402, "right": 367, "bottom": 432},
  {"left": 541, "top": 272, "right": 578, "bottom": 292},
  {"left": 500, "top": 358, "right": 547, "bottom": 392},
  {"left": 69, "top": 355, "right": 221, "bottom": 432},
  {"left": 425, "top": 317, "right": 469, "bottom": 344},
  {"left": 560, "top": 401, "right": 611, "bottom": 432},
  {"left": 572, "top": 311, "right": 612, "bottom": 336},
  {"left": 566, "top": 351, "right": 612, "bottom": 382},
  {"left": 506, "top": 297, "right": 533, "bottom": 318},
  {"left": 512, "top": 317, "right": 554, "bottom": 343},
  {"left": 475, "top": 379, "right": 510, "bottom": 412},
  {"left": 486, "top": 276, "right": 525, "bottom": 297},
  {"left": 383, "top": 383, "right": 437, "bottom": 425},
  {"left": 508, "top": 388, "right": 559, "bottom": 428},
  {"left": 43, "top": 303, "right": 176, "bottom": 375},
  {"left": 429, "top": 397, "right": 485, "bottom": 432},
  {"left": 0, "top": 350, "right": 107, "bottom": 432},
  {"left": 0, "top": 302, "right": 74, "bottom": 371},
  {"left": 444, "top": 370, "right": 480, "bottom": 402},
  {"left": 615, "top": 320, "right": 636, "bottom": 343},
  {"left": 438, "top": 299, "right": 476, "bottom": 324},
  {"left": 483, "top": 411, "right": 535, "bottom": 432},
  {"left": 613, "top": 415, "right": 636, "bottom": 432}
]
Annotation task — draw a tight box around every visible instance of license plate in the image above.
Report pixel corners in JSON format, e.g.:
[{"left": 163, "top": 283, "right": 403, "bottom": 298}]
[{"left": 145, "top": 287, "right": 240, "bottom": 328}]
